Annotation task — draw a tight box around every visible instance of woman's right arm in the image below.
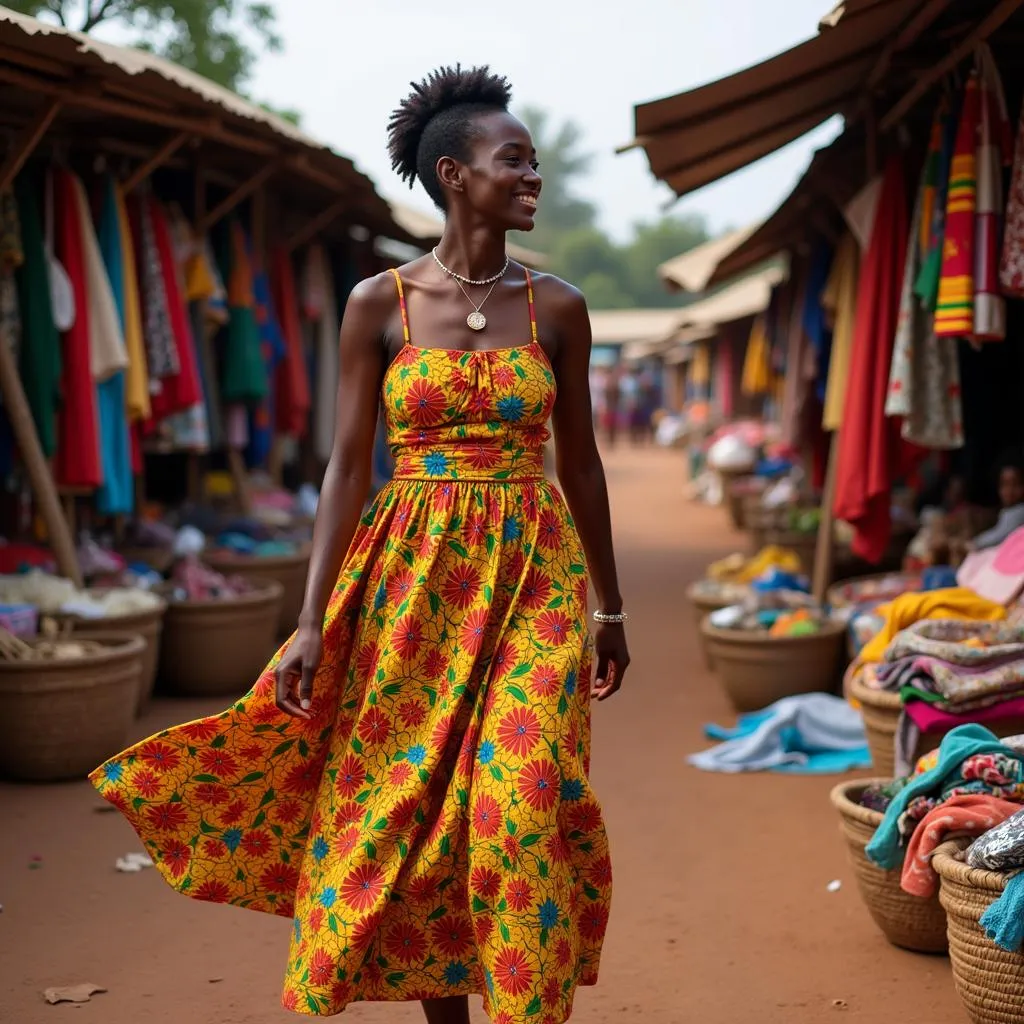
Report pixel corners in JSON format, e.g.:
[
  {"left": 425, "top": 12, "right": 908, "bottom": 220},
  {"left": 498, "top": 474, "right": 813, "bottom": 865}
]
[{"left": 274, "top": 273, "right": 393, "bottom": 719}]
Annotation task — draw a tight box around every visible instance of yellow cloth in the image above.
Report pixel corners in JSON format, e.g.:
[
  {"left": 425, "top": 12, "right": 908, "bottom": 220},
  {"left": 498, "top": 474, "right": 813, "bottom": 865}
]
[
  {"left": 114, "top": 184, "right": 151, "bottom": 421},
  {"left": 821, "top": 231, "right": 860, "bottom": 430},
  {"left": 740, "top": 315, "right": 771, "bottom": 396},
  {"left": 857, "top": 587, "right": 1007, "bottom": 664},
  {"left": 707, "top": 545, "right": 803, "bottom": 584},
  {"left": 690, "top": 343, "right": 710, "bottom": 387}
]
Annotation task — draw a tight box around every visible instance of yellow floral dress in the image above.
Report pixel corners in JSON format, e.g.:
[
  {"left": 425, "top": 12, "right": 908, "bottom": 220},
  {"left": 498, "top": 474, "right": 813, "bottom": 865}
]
[{"left": 91, "top": 268, "right": 612, "bottom": 1023}]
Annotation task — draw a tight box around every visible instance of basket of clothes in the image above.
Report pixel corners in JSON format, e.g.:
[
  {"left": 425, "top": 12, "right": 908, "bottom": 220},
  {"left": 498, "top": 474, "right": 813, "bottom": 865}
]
[
  {"left": 848, "top": 675, "right": 904, "bottom": 779},
  {"left": 0, "top": 629, "right": 145, "bottom": 782},
  {"left": 158, "top": 559, "right": 283, "bottom": 697},
  {"left": 829, "top": 779, "right": 948, "bottom": 952},
  {"left": 685, "top": 581, "right": 749, "bottom": 670}
]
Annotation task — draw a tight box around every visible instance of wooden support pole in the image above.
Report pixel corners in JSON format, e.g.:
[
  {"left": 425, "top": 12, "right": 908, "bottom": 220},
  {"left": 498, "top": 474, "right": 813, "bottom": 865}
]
[
  {"left": 0, "top": 96, "right": 63, "bottom": 191},
  {"left": 0, "top": 341, "right": 82, "bottom": 587},
  {"left": 251, "top": 184, "right": 267, "bottom": 272},
  {"left": 867, "top": 0, "right": 955, "bottom": 88},
  {"left": 284, "top": 196, "right": 348, "bottom": 253},
  {"left": 881, "top": 0, "right": 1024, "bottom": 131},
  {"left": 123, "top": 131, "right": 192, "bottom": 193},
  {"left": 199, "top": 160, "right": 280, "bottom": 232}
]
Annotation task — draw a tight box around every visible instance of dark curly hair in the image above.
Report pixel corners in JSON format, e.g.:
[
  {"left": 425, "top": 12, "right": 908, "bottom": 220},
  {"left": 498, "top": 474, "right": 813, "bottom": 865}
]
[{"left": 387, "top": 65, "right": 513, "bottom": 210}]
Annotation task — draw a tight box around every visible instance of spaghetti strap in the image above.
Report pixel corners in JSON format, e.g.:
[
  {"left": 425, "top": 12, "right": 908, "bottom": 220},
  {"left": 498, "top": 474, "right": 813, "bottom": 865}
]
[
  {"left": 524, "top": 267, "right": 538, "bottom": 344},
  {"left": 388, "top": 268, "right": 411, "bottom": 346}
]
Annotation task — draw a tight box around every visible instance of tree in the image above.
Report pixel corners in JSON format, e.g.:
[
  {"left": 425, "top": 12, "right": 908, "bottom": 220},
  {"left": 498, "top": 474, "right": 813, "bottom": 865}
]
[
  {"left": 620, "top": 215, "right": 710, "bottom": 308},
  {"left": 7, "top": 0, "right": 282, "bottom": 93}
]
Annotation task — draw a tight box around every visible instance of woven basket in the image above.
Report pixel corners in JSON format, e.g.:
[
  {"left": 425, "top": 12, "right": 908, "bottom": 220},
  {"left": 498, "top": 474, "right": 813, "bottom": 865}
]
[
  {"left": 686, "top": 584, "right": 736, "bottom": 670},
  {"left": 203, "top": 548, "right": 309, "bottom": 637},
  {"left": 0, "top": 631, "right": 145, "bottom": 782},
  {"left": 934, "top": 841, "right": 1024, "bottom": 1023},
  {"left": 700, "top": 617, "right": 846, "bottom": 712},
  {"left": 117, "top": 546, "right": 174, "bottom": 575},
  {"left": 52, "top": 596, "right": 167, "bottom": 716},
  {"left": 829, "top": 779, "right": 948, "bottom": 953},
  {"left": 159, "top": 578, "right": 283, "bottom": 697}
]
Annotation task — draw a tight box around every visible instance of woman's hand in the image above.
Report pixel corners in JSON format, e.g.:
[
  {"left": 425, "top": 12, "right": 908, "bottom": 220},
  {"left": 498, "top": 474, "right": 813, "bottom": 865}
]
[
  {"left": 592, "top": 622, "right": 629, "bottom": 701},
  {"left": 274, "top": 625, "right": 324, "bottom": 720}
]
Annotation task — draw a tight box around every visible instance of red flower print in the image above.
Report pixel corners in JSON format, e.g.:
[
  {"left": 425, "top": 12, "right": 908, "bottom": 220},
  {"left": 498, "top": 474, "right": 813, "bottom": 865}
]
[
  {"left": 406, "top": 379, "right": 447, "bottom": 427},
  {"left": 537, "top": 509, "right": 562, "bottom": 549},
  {"left": 309, "top": 948, "right": 335, "bottom": 987},
  {"left": 251, "top": 703, "right": 280, "bottom": 725},
  {"left": 386, "top": 569, "right": 415, "bottom": 605},
  {"left": 239, "top": 742, "right": 266, "bottom": 762},
  {"left": 493, "top": 946, "right": 534, "bottom": 996},
  {"left": 274, "top": 799, "right": 301, "bottom": 825},
  {"left": 505, "top": 877, "right": 534, "bottom": 912},
  {"left": 131, "top": 768, "right": 162, "bottom": 799},
  {"left": 106, "top": 790, "right": 130, "bottom": 813},
  {"left": 492, "top": 364, "right": 516, "bottom": 389},
  {"left": 556, "top": 938, "right": 573, "bottom": 967},
  {"left": 406, "top": 873, "right": 438, "bottom": 904},
  {"left": 431, "top": 715, "right": 455, "bottom": 751},
  {"left": 569, "top": 800, "right": 602, "bottom": 834},
  {"left": 333, "top": 801, "right": 362, "bottom": 829},
  {"left": 520, "top": 568, "right": 552, "bottom": 611},
  {"left": 194, "top": 879, "right": 231, "bottom": 903},
  {"left": 524, "top": 423, "right": 551, "bottom": 446},
  {"left": 220, "top": 799, "right": 248, "bottom": 826},
  {"left": 465, "top": 512, "right": 489, "bottom": 546},
  {"left": 573, "top": 574, "right": 589, "bottom": 611},
  {"left": 497, "top": 707, "right": 541, "bottom": 758},
  {"left": 535, "top": 610, "right": 573, "bottom": 647},
  {"left": 423, "top": 647, "right": 449, "bottom": 680},
  {"left": 437, "top": 482, "right": 456, "bottom": 509},
  {"left": 490, "top": 639, "right": 516, "bottom": 679},
  {"left": 473, "top": 794, "right": 502, "bottom": 838},
  {"left": 351, "top": 910, "right": 383, "bottom": 947},
  {"left": 521, "top": 484, "right": 538, "bottom": 518},
  {"left": 397, "top": 699, "right": 427, "bottom": 728},
  {"left": 430, "top": 914, "right": 474, "bottom": 958},
  {"left": 503, "top": 834, "right": 522, "bottom": 861},
  {"left": 340, "top": 863, "right": 385, "bottom": 911},
  {"left": 162, "top": 840, "right": 191, "bottom": 878},
  {"left": 385, "top": 922, "right": 427, "bottom": 965},
  {"left": 546, "top": 832, "right": 572, "bottom": 865},
  {"left": 240, "top": 830, "right": 273, "bottom": 858},
  {"left": 578, "top": 903, "right": 610, "bottom": 942},
  {"left": 145, "top": 802, "right": 189, "bottom": 831},
  {"left": 418, "top": 530, "right": 438, "bottom": 560},
  {"left": 181, "top": 720, "right": 219, "bottom": 742},
  {"left": 543, "top": 977, "right": 562, "bottom": 1008},
  {"left": 283, "top": 756, "right": 325, "bottom": 795},
  {"left": 393, "top": 501, "right": 415, "bottom": 533},
  {"left": 389, "top": 762, "right": 413, "bottom": 787},
  {"left": 260, "top": 862, "right": 300, "bottom": 894},
  {"left": 503, "top": 549, "right": 526, "bottom": 584},
  {"left": 392, "top": 614, "right": 424, "bottom": 661},
  {"left": 308, "top": 906, "right": 324, "bottom": 934},
  {"left": 471, "top": 866, "right": 503, "bottom": 898},
  {"left": 334, "top": 825, "right": 361, "bottom": 857},
  {"left": 355, "top": 642, "right": 379, "bottom": 680},
  {"left": 589, "top": 855, "right": 613, "bottom": 888},
  {"left": 443, "top": 564, "right": 482, "bottom": 609},
  {"left": 389, "top": 795, "right": 421, "bottom": 832},
  {"left": 139, "top": 741, "right": 181, "bottom": 773},
  {"left": 335, "top": 755, "right": 367, "bottom": 799},
  {"left": 530, "top": 664, "right": 560, "bottom": 698},
  {"left": 466, "top": 444, "right": 502, "bottom": 470},
  {"left": 198, "top": 748, "right": 239, "bottom": 778},
  {"left": 468, "top": 389, "right": 493, "bottom": 415},
  {"left": 475, "top": 914, "right": 495, "bottom": 944},
  {"left": 358, "top": 707, "right": 391, "bottom": 746},
  {"left": 331, "top": 980, "right": 352, "bottom": 1007},
  {"left": 460, "top": 608, "right": 490, "bottom": 655},
  {"left": 202, "top": 838, "right": 227, "bottom": 858},
  {"left": 518, "top": 759, "right": 559, "bottom": 812},
  {"left": 449, "top": 368, "right": 470, "bottom": 393}
]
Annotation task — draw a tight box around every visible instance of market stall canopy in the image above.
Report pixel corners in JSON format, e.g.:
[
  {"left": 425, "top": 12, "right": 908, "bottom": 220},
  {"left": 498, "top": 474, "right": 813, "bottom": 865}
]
[
  {"left": 389, "top": 202, "right": 548, "bottom": 268},
  {"left": 0, "top": 6, "right": 415, "bottom": 244},
  {"left": 623, "top": 325, "right": 715, "bottom": 363},
  {"left": 676, "top": 264, "right": 786, "bottom": 333},
  {"left": 588, "top": 308, "right": 691, "bottom": 348},
  {"left": 657, "top": 224, "right": 760, "bottom": 293},
  {"left": 620, "top": 0, "right": 932, "bottom": 197}
]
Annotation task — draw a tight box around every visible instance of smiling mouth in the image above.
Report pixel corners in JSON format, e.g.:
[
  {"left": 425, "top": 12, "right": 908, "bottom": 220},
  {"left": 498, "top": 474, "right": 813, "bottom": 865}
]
[{"left": 515, "top": 193, "right": 538, "bottom": 209}]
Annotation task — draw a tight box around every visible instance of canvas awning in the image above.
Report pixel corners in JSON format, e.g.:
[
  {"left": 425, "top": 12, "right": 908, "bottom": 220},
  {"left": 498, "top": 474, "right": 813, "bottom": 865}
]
[
  {"left": 588, "top": 308, "right": 691, "bottom": 347},
  {"left": 657, "top": 224, "right": 760, "bottom": 293}
]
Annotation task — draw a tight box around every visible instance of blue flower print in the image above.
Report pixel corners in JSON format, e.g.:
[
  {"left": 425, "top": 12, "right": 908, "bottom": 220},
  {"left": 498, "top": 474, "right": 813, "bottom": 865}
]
[
  {"left": 478, "top": 740, "right": 496, "bottom": 765},
  {"left": 539, "top": 899, "right": 560, "bottom": 929},
  {"left": 407, "top": 744, "right": 427, "bottom": 766},
  {"left": 423, "top": 452, "right": 449, "bottom": 477},
  {"left": 503, "top": 516, "right": 522, "bottom": 542},
  {"left": 497, "top": 395, "right": 525, "bottom": 422},
  {"left": 444, "top": 961, "right": 470, "bottom": 985}
]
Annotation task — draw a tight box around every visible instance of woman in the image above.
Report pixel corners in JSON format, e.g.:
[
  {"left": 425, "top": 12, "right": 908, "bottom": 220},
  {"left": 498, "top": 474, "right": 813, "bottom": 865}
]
[{"left": 91, "top": 65, "right": 628, "bottom": 1024}]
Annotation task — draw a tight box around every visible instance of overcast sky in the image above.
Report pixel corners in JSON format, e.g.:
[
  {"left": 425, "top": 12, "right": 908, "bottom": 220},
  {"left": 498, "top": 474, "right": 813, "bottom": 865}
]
[{"left": 246, "top": 0, "right": 842, "bottom": 242}]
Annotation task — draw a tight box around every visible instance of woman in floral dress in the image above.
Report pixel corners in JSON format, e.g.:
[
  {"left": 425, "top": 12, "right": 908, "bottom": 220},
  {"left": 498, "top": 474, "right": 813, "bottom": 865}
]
[{"left": 91, "top": 65, "right": 629, "bottom": 1024}]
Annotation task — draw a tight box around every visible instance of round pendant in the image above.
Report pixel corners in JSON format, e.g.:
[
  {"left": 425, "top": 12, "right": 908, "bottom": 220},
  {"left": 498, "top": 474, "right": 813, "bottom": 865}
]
[{"left": 467, "top": 310, "right": 487, "bottom": 331}]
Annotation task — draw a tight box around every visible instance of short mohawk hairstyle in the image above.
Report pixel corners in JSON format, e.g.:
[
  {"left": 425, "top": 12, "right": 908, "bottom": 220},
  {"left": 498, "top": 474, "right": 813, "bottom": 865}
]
[{"left": 387, "top": 64, "right": 513, "bottom": 209}]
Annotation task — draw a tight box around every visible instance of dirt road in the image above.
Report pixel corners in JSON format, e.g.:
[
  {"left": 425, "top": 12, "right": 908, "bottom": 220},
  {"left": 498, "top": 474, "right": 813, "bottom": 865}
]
[{"left": 0, "top": 446, "right": 962, "bottom": 1023}]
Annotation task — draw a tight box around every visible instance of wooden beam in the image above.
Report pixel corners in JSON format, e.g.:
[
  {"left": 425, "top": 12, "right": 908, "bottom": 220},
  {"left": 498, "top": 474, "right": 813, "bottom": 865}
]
[
  {"left": 0, "top": 96, "right": 63, "bottom": 191},
  {"left": 123, "top": 131, "right": 193, "bottom": 193},
  {"left": 867, "top": 0, "right": 955, "bottom": 87},
  {"left": 0, "top": 338, "right": 82, "bottom": 587},
  {"left": 284, "top": 196, "right": 348, "bottom": 253},
  {"left": 881, "top": 0, "right": 1024, "bottom": 130},
  {"left": 199, "top": 160, "right": 281, "bottom": 232}
]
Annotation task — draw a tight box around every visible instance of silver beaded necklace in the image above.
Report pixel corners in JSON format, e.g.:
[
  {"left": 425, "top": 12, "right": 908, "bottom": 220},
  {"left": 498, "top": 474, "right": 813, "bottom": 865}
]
[{"left": 432, "top": 247, "right": 510, "bottom": 332}]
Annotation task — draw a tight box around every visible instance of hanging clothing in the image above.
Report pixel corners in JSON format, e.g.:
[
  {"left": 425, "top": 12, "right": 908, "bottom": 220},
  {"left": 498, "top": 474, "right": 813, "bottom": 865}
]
[
  {"left": 740, "top": 315, "right": 771, "bottom": 397},
  {"left": 779, "top": 275, "right": 809, "bottom": 447},
  {"left": 221, "top": 220, "right": 268, "bottom": 406},
  {"left": 917, "top": 93, "right": 959, "bottom": 311},
  {"left": 130, "top": 194, "right": 179, "bottom": 385},
  {"left": 801, "top": 241, "right": 833, "bottom": 404},
  {"left": 886, "top": 141, "right": 964, "bottom": 450},
  {"left": 305, "top": 244, "right": 339, "bottom": 463},
  {"left": 0, "top": 187, "right": 23, "bottom": 357},
  {"left": 247, "top": 267, "right": 287, "bottom": 467},
  {"left": 820, "top": 232, "right": 860, "bottom": 431},
  {"left": 834, "top": 153, "right": 916, "bottom": 564},
  {"left": 13, "top": 176, "right": 61, "bottom": 456},
  {"left": 53, "top": 169, "right": 101, "bottom": 489},
  {"left": 1000, "top": 96, "right": 1024, "bottom": 296},
  {"left": 271, "top": 247, "right": 311, "bottom": 438},
  {"left": 111, "top": 183, "right": 150, "bottom": 422}
]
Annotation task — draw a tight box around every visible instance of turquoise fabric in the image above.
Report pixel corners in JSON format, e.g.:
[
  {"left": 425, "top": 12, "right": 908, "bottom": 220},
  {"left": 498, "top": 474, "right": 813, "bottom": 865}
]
[{"left": 980, "top": 871, "right": 1024, "bottom": 952}]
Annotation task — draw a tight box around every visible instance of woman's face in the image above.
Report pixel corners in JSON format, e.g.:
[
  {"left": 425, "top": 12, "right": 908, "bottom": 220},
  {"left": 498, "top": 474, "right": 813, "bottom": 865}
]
[
  {"left": 447, "top": 110, "right": 542, "bottom": 231},
  {"left": 1000, "top": 467, "right": 1024, "bottom": 508}
]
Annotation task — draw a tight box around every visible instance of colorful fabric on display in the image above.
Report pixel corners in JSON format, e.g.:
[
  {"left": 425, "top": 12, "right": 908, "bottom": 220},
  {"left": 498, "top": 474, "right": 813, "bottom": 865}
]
[
  {"left": 1000, "top": 96, "right": 1024, "bottom": 297},
  {"left": 221, "top": 220, "right": 268, "bottom": 406},
  {"left": 740, "top": 315, "right": 771, "bottom": 397},
  {"left": 0, "top": 186, "right": 23, "bottom": 356},
  {"left": 303, "top": 244, "right": 338, "bottom": 462},
  {"left": 833, "top": 153, "right": 916, "bottom": 563},
  {"left": 111, "top": 183, "right": 150, "bottom": 422},
  {"left": 130, "top": 194, "right": 179, "bottom": 383},
  {"left": 820, "top": 232, "right": 859, "bottom": 431},
  {"left": 53, "top": 169, "right": 101, "bottom": 489},
  {"left": 917, "top": 93, "right": 959, "bottom": 311},
  {"left": 247, "top": 268, "right": 287, "bottom": 467},
  {"left": 91, "top": 272, "right": 611, "bottom": 1020},
  {"left": 935, "top": 73, "right": 981, "bottom": 337},
  {"left": 13, "top": 177, "right": 61, "bottom": 457},
  {"left": 271, "top": 247, "right": 311, "bottom": 438},
  {"left": 801, "top": 241, "right": 833, "bottom": 403},
  {"left": 778, "top": 275, "right": 808, "bottom": 446},
  {"left": 886, "top": 135, "right": 964, "bottom": 450}
]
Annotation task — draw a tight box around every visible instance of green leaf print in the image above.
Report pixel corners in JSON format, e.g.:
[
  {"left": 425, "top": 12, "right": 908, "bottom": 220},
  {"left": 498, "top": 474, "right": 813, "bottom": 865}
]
[
  {"left": 398, "top": 841, "right": 409, "bottom": 858},
  {"left": 457, "top": 788, "right": 468, "bottom": 806},
  {"left": 440, "top": 835, "right": 451, "bottom": 856},
  {"left": 419, "top": 361, "right": 429, "bottom": 376},
  {"left": 273, "top": 739, "right": 295, "bottom": 757},
  {"left": 253, "top": 811, "right": 266, "bottom": 828},
  {"left": 490, "top": 765, "right": 504, "bottom": 782},
  {"left": 525, "top": 994, "right": 543, "bottom": 1015},
  {"left": 193, "top": 773, "right": 219, "bottom": 783},
  {"left": 584, "top": 884, "right": 601, "bottom": 901},
  {"left": 500, "top": 922, "right": 512, "bottom": 943},
  {"left": 540, "top": 929, "right": 549, "bottom": 948},
  {"left": 298, "top": 739, "right": 309, "bottom": 757},
  {"left": 259, "top": 788, "right": 276, "bottom": 807},
  {"left": 373, "top": 817, "right": 388, "bottom": 831},
  {"left": 486, "top": 534, "right": 496, "bottom": 556},
  {"left": 428, "top": 591, "right": 440, "bottom": 615},
  {"left": 520, "top": 834, "right": 541, "bottom": 848},
  {"left": 424, "top": 687, "right": 437, "bottom": 708},
  {"left": 199, "top": 819, "right": 218, "bottom": 834},
  {"left": 306, "top": 995, "right": 321, "bottom": 1014},
  {"left": 419, "top": 769, "right": 431, "bottom": 785},
  {"left": 514, "top": 364, "right": 527, "bottom": 380},
  {"left": 386, "top": 973, "right": 407, "bottom": 988},
  {"left": 507, "top": 685, "right": 529, "bottom": 704},
  {"left": 239, "top": 771, "right": 264, "bottom": 784},
  {"left": 506, "top": 818, "right": 517, "bottom": 836},
  {"left": 558, "top": 695, "right": 569, "bottom": 716},
  {"left": 424, "top": 955, "right": 438, "bottom": 968},
  {"left": 328, "top": 913, "right": 339, "bottom": 934},
  {"left": 538, "top": 860, "right": 549, "bottom": 878},
  {"left": 484, "top": 585, "right": 493, "bottom": 602},
  {"left": 472, "top": 895, "right": 488, "bottom": 913},
  {"left": 351, "top": 738, "right": 364, "bottom": 755},
  {"left": 401, "top": 547, "right": 415, "bottom": 567},
  {"left": 382, "top": 683, "right": 403, "bottom": 696},
  {"left": 270, "top": 825, "right": 283, "bottom": 838},
  {"left": 510, "top": 662, "right": 531, "bottom": 678},
  {"left": 365, "top": 841, "right": 378, "bottom": 860},
  {"left": 447, "top": 540, "right": 469, "bottom": 558},
  {"left": 427, "top": 905, "right": 448, "bottom": 921},
  {"left": 547, "top": 596, "right": 564, "bottom": 610},
  {"left": 210, "top": 734, "right": 227, "bottom": 749},
  {"left": 356, "top": 789, "right": 372, "bottom": 804}
]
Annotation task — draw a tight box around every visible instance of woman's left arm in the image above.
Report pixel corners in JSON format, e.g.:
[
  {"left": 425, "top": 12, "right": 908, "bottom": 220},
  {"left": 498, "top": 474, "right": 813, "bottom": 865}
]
[{"left": 549, "top": 283, "right": 630, "bottom": 700}]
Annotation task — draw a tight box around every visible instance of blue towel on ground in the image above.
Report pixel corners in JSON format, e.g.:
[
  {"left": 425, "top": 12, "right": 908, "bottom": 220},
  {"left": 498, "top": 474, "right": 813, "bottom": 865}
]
[
  {"left": 689, "top": 693, "right": 871, "bottom": 774},
  {"left": 866, "top": 725, "right": 1013, "bottom": 870},
  {"left": 980, "top": 871, "right": 1024, "bottom": 952}
]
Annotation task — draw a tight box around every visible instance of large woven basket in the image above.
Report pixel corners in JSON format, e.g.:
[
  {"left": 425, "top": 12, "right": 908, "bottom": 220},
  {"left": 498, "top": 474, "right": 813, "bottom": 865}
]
[
  {"left": 0, "top": 631, "right": 145, "bottom": 782},
  {"left": 203, "top": 548, "right": 309, "bottom": 637},
  {"left": 829, "top": 779, "right": 948, "bottom": 953},
  {"left": 686, "top": 584, "right": 736, "bottom": 670},
  {"left": 159, "top": 578, "right": 283, "bottom": 697},
  {"left": 700, "top": 617, "right": 846, "bottom": 712},
  {"left": 934, "top": 841, "right": 1024, "bottom": 1023}
]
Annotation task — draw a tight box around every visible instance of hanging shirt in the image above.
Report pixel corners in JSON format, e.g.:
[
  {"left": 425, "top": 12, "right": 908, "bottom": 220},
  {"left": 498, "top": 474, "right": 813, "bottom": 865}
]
[
  {"left": 221, "top": 219, "right": 268, "bottom": 404},
  {"left": 271, "top": 247, "right": 311, "bottom": 438},
  {"left": 821, "top": 232, "right": 860, "bottom": 431},
  {"left": 111, "top": 183, "right": 150, "bottom": 422}
]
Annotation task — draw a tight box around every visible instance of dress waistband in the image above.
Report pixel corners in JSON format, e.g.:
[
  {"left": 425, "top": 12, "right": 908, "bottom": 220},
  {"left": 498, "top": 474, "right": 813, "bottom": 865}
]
[{"left": 391, "top": 443, "right": 545, "bottom": 483}]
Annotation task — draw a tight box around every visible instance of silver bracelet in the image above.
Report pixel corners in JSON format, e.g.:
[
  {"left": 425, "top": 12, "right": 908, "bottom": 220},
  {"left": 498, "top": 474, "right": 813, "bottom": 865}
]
[{"left": 593, "top": 610, "right": 628, "bottom": 624}]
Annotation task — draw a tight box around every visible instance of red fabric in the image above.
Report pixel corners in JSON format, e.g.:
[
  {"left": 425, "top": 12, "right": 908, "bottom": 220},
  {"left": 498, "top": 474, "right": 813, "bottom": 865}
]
[
  {"left": 53, "top": 170, "right": 101, "bottom": 489},
  {"left": 147, "top": 197, "right": 203, "bottom": 423},
  {"left": 716, "top": 335, "right": 734, "bottom": 420},
  {"left": 834, "top": 153, "right": 922, "bottom": 563},
  {"left": 270, "top": 247, "right": 311, "bottom": 437}
]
